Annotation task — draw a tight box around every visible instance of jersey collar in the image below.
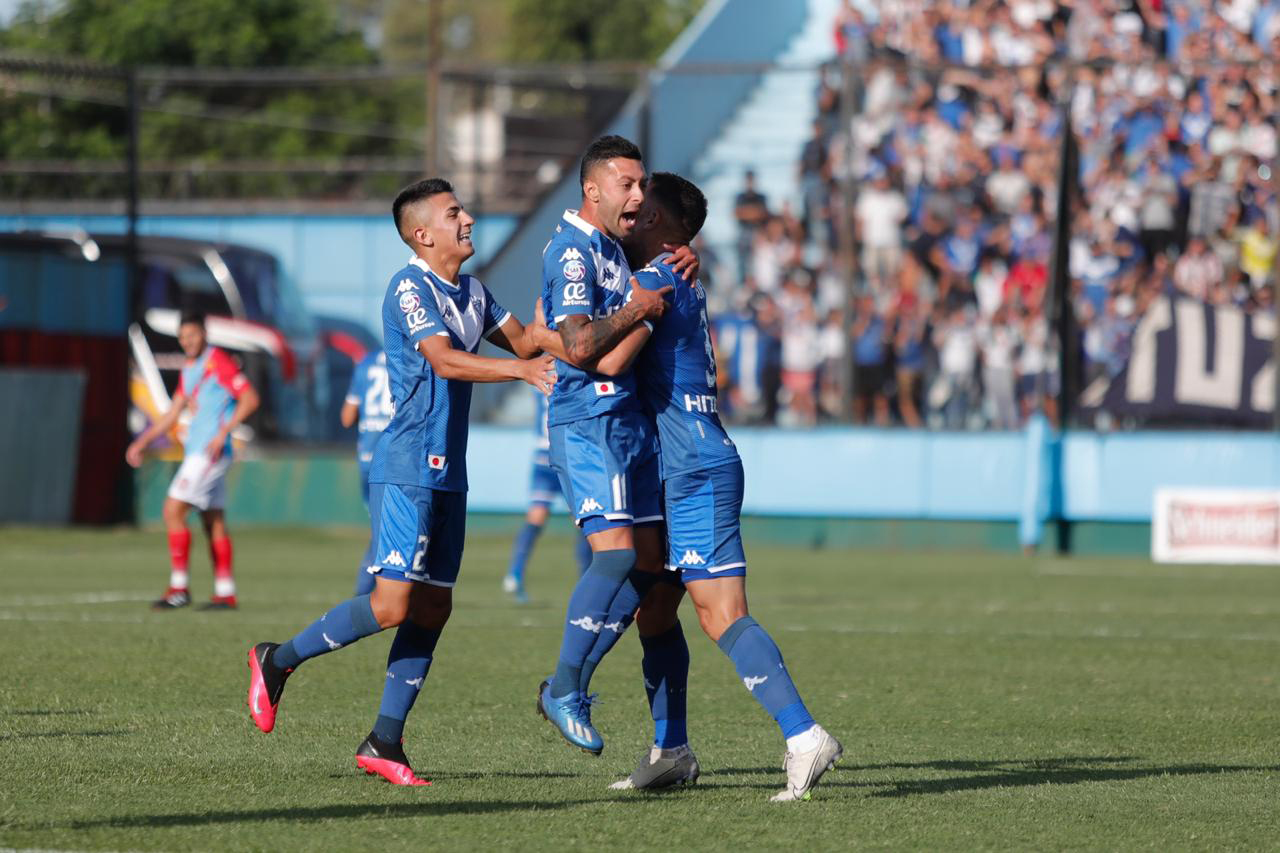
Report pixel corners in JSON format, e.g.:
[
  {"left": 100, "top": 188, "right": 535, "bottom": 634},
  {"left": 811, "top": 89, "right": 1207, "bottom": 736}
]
[
  {"left": 562, "top": 209, "right": 597, "bottom": 236},
  {"left": 408, "top": 255, "right": 461, "bottom": 290}
]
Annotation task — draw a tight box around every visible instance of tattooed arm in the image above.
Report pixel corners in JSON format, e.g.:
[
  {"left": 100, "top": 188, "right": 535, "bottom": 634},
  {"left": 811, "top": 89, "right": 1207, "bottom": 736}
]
[{"left": 556, "top": 278, "right": 671, "bottom": 367}]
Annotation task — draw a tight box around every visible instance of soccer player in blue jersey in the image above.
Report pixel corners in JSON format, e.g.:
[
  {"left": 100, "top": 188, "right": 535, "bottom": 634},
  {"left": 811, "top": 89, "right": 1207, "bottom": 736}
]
[
  {"left": 126, "top": 311, "right": 260, "bottom": 610},
  {"left": 591, "top": 172, "right": 843, "bottom": 801},
  {"left": 527, "top": 135, "right": 699, "bottom": 756},
  {"left": 501, "top": 388, "right": 592, "bottom": 603},
  {"left": 245, "top": 178, "right": 556, "bottom": 786},
  {"left": 341, "top": 348, "right": 391, "bottom": 595}
]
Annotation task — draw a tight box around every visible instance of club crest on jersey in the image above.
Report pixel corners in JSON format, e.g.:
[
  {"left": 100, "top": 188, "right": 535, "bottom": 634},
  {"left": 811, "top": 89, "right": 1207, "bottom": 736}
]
[
  {"left": 563, "top": 259, "right": 586, "bottom": 282},
  {"left": 594, "top": 381, "right": 616, "bottom": 396},
  {"left": 428, "top": 455, "right": 446, "bottom": 470},
  {"left": 470, "top": 294, "right": 484, "bottom": 314},
  {"left": 558, "top": 247, "right": 584, "bottom": 263},
  {"left": 396, "top": 279, "right": 417, "bottom": 295}
]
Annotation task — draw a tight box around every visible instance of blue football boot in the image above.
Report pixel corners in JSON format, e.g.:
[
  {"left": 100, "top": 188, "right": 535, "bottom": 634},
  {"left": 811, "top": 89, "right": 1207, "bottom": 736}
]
[{"left": 536, "top": 678, "right": 603, "bottom": 755}]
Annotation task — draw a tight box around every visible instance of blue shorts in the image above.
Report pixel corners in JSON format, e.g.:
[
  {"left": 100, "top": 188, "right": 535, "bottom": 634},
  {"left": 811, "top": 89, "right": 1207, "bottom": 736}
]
[
  {"left": 366, "top": 483, "right": 466, "bottom": 587},
  {"left": 529, "top": 462, "right": 562, "bottom": 507},
  {"left": 549, "top": 411, "right": 662, "bottom": 534},
  {"left": 664, "top": 460, "right": 747, "bottom": 582}
]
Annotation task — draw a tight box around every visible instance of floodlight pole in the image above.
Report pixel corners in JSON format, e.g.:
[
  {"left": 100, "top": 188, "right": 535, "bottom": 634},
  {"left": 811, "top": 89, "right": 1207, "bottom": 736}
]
[
  {"left": 425, "top": 0, "right": 443, "bottom": 177},
  {"left": 125, "top": 66, "right": 141, "bottom": 326}
]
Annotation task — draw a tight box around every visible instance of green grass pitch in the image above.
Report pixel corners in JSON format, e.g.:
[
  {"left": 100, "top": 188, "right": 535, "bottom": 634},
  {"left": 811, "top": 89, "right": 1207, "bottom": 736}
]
[{"left": 1, "top": 526, "right": 1277, "bottom": 851}]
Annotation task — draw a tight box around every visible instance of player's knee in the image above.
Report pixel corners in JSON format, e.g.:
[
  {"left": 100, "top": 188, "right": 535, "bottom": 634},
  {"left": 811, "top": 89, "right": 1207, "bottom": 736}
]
[
  {"left": 695, "top": 601, "right": 748, "bottom": 644},
  {"left": 408, "top": 588, "right": 452, "bottom": 629},
  {"left": 370, "top": 588, "right": 411, "bottom": 628},
  {"left": 162, "top": 500, "right": 187, "bottom": 529}
]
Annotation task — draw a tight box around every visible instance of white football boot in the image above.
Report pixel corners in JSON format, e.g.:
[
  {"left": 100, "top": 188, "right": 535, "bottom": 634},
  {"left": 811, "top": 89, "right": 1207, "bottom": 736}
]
[{"left": 771, "top": 725, "right": 842, "bottom": 802}]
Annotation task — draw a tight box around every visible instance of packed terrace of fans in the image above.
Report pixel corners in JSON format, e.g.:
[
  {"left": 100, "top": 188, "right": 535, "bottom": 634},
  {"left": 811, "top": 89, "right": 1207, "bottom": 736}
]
[{"left": 707, "top": 0, "right": 1279, "bottom": 429}]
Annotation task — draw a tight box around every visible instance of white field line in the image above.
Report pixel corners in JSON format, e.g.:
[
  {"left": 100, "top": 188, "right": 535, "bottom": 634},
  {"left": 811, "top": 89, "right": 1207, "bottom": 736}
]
[{"left": 0, "top": 592, "right": 155, "bottom": 607}]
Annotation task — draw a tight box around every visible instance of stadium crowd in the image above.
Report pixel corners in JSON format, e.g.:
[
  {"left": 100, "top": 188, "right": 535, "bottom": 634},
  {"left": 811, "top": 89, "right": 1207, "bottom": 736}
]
[{"left": 709, "top": 0, "right": 1279, "bottom": 429}]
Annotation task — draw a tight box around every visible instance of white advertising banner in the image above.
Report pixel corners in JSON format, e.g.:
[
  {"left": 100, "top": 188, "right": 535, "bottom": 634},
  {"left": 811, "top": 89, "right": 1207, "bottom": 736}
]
[{"left": 1152, "top": 488, "right": 1280, "bottom": 564}]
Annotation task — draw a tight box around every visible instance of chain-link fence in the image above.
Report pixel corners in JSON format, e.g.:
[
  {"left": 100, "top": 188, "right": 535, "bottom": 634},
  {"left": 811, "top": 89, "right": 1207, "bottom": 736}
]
[{"left": 3, "top": 48, "right": 1278, "bottom": 435}]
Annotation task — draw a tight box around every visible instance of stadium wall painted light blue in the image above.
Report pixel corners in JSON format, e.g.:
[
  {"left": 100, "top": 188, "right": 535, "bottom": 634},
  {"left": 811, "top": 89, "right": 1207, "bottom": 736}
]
[
  {"left": 0, "top": 213, "right": 516, "bottom": 335},
  {"left": 462, "top": 426, "right": 1277, "bottom": 525}
]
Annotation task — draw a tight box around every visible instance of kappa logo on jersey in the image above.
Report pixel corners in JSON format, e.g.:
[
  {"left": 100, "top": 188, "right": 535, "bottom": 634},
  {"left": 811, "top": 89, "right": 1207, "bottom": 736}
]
[
  {"left": 396, "top": 279, "right": 417, "bottom": 295},
  {"left": 569, "top": 615, "right": 604, "bottom": 634},
  {"left": 743, "top": 675, "right": 768, "bottom": 691},
  {"left": 600, "top": 262, "right": 624, "bottom": 293},
  {"left": 428, "top": 455, "right": 446, "bottom": 470},
  {"left": 680, "top": 549, "right": 706, "bottom": 566},
  {"left": 470, "top": 294, "right": 484, "bottom": 314},
  {"left": 594, "top": 381, "right": 616, "bottom": 396},
  {"left": 579, "top": 497, "right": 604, "bottom": 514},
  {"left": 563, "top": 259, "right": 586, "bottom": 282},
  {"left": 558, "top": 247, "right": 584, "bottom": 263},
  {"left": 382, "top": 550, "right": 407, "bottom": 568}
]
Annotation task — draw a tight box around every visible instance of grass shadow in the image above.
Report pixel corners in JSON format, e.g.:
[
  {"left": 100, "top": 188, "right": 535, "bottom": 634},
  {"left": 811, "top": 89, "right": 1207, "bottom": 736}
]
[
  {"left": 712, "top": 756, "right": 1279, "bottom": 797},
  {"left": 870, "top": 760, "right": 1280, "bottom": 798},
  {"left": 55, "top": 798, "right": 625, "bottom": 830},
  {"left": 0, "top": 729, "right": 128, "bottom": 741}
]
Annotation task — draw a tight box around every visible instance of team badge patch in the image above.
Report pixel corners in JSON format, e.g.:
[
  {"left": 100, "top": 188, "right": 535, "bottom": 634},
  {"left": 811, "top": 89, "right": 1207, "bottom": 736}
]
[
  {"left": 563, "top": 259, "right": 586, "bottom": 282},
  {"left": 399, "top": 291, "right": 421, "bottom": 313},
  {"left": 594, "top": 381, "right": 616, "bottom": 396},
  {"left": 428, "top": 455, "right": 446, "bottom": 470}
]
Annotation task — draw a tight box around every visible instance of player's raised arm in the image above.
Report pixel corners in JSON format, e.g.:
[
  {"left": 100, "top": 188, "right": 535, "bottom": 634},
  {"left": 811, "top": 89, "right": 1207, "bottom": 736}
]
[
  {"left": 592, "top": 275, "right": 658, "bottom": 377},
  {"left": 661, "top": 242, "right": 700, "bottom": 283},
  {"left": 557, "top": 286, "right": 669, "bottom": 366}
]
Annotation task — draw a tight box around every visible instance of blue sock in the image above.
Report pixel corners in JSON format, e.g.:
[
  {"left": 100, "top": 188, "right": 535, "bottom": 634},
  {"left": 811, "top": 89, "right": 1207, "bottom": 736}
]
[
  {"left": 372, "top": 620, "right": 442, "bottom": 743},
  {"left": 641, "top": 621, "right": 689, "bottom": 748},
  {"left": 578, "top": 569, "right": 662, "bottom": 694},
  {"left": 353, "top": 536, "right": 376, "bottom": 596},
  {"left": 273, "top": 594, "right": 381, "bottom": 670},
  {"left": 507, "top": 522, "right": 543, "bottom": 583},
  {"left": 717, "top": 616, "right": 815, "bottom": 739},
  {"left": 549, "top": 548, "right": 635, "bottom": 697},
  {"left": 573, "top": 532, "right": 592, "bottom": 577}
]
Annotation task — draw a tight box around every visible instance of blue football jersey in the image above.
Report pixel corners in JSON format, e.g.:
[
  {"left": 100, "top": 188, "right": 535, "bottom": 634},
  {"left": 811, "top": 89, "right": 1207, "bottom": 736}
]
[
  {"left": 345, "top": 349, "right": 391, "bottom": 467},
  {"left": 632, "top": 253, "right": 738, "bottom": 479},
  {"left": 539, "top": 209, "right": 641, "bottom": 428},
  {"left": 532, "top": 388, "right": 551, "bottom": 467},
  {"left": 368, "top": 256, "right": 510, "bottom": 492}
]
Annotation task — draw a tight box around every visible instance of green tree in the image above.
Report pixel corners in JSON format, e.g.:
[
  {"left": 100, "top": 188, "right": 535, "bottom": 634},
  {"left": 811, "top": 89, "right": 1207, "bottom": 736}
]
[
  {"left": 0, "top": 0, "right": 415, "bottom": 199},
  {"left": 502, "top": 0, "right": 705, "bottom": 62}
]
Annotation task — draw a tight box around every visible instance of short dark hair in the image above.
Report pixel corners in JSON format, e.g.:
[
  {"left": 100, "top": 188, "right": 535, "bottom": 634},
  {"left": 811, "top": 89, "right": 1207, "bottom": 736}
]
[
  {"left": 580, "top": 135, "right": 643, "bottom": 188},
  {"left": 646, "top": 172, "right": 707, "bottom": 243},
  {"left": 393, "top": 178, "right": 455, "bottom": 243},
  {"left": 179, "top": 309, "right": 206, "bottom": 328}
]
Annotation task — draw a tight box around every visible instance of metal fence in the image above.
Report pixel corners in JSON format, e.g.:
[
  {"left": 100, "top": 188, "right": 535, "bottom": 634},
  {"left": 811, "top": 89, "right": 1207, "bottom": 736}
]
[{"left": 3, "top": 50, "right": 1278, "bottom": 434}]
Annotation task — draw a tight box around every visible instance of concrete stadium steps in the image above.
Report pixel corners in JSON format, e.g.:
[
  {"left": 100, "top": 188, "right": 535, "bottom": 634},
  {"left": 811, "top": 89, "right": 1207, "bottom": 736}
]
[{"left": 691, "top": 0, "right": 840, "bottom": 265}]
